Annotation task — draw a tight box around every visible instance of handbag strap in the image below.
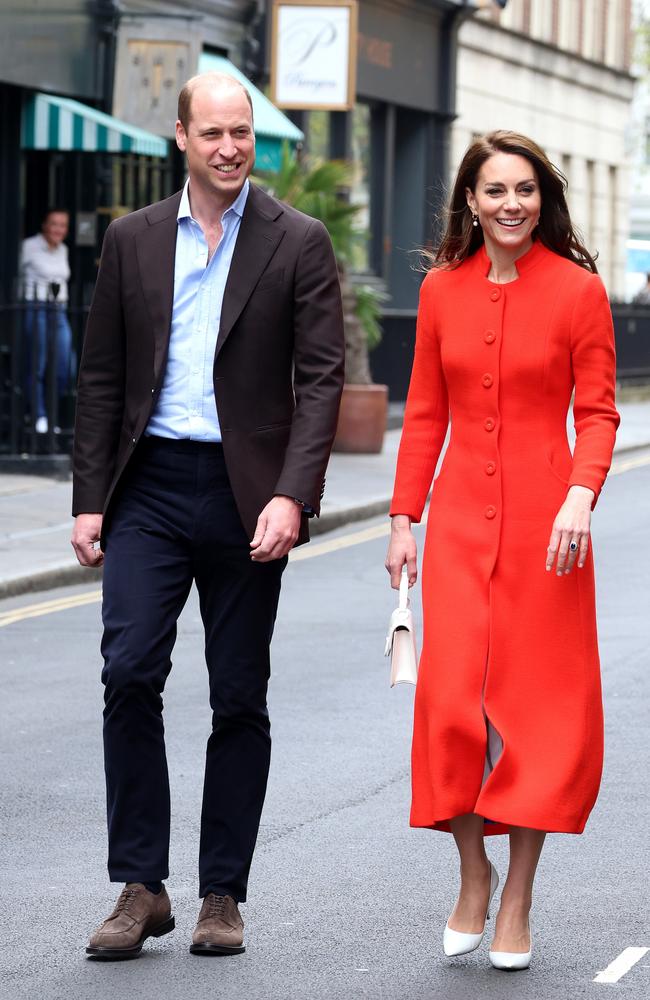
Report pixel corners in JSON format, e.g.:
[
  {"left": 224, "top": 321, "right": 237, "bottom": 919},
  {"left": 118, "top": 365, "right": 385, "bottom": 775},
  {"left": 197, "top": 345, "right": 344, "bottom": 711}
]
[{"left": 399, "top": 565, "right": 409, "bottom": 610}]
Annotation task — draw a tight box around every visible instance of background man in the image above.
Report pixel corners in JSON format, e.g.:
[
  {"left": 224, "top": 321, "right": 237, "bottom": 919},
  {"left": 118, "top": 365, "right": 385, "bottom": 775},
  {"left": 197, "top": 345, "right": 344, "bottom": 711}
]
[
  {"left": 71, "top": 72, "right": 344, "bottom": 960},
  {"left": 20, "top": 208, "right": 75, "bottom": 434}
]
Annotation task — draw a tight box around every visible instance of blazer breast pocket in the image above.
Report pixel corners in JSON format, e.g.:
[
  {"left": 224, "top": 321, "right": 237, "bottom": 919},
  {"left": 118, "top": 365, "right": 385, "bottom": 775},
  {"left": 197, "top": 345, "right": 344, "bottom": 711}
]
[{"left": 255, "top": 268, "right": 284, "bottom": 293}]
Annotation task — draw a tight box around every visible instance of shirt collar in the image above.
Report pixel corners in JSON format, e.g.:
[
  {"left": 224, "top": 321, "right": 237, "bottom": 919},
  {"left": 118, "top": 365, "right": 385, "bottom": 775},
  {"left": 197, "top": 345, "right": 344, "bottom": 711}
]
[{"left": 178, "top": 178, "right": 250, "bottom": 224}]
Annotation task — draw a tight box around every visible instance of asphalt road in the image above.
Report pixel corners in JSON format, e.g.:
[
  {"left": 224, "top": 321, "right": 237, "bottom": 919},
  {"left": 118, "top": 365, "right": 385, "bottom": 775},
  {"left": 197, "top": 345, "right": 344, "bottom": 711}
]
[{"left": 1, "top": 453, "right": 649, "bottom": 1000}]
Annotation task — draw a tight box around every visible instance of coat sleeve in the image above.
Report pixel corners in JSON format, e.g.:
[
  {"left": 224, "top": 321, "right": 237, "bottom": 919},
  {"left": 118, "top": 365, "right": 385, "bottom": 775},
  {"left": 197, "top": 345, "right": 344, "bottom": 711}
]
[
  {"left": 389, "top": 272, "right": 449, "bottom": 522},
  {"left": 568, "top": 274, "right": 620, "bottom": 506},
  {"left": 272, "top": 218, "right": 345, "bottom": 514},
  {"left": 71, "top": 222, "right": 126, "bottom": 515}
]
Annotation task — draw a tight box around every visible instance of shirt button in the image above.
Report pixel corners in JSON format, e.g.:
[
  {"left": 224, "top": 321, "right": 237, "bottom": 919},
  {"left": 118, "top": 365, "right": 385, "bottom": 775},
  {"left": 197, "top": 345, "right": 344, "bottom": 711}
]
[
  {"left": 485, "top": 462, "right": 496, "bottom": 476},
  {"left": 484, "top": 330, "right": 496, "bottom": 344},
  {"left": 490, "top": 289, "right": 501, "bottom": 302},
  {"left": 482, "top": 373, "right": 493, "bottom": 388},
  {"left": 485, "top": 505, "right": 497, "bottom": 519},
  {"left": 484, "top": 418, "right": 495, "bottom": 432}
]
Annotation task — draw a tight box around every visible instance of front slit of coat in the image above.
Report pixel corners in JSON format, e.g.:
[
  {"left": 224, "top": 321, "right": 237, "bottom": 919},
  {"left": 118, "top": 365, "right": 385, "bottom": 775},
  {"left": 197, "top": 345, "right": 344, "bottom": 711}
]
[{"left": 481, "top": 577, "right": 504, "bottom": 788}]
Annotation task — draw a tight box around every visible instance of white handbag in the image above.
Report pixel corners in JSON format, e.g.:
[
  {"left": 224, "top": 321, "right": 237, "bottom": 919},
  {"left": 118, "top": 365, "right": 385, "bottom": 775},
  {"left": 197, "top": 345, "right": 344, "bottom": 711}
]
[{"left": 384, "top": 566, "right": 419, "bottom": 687}]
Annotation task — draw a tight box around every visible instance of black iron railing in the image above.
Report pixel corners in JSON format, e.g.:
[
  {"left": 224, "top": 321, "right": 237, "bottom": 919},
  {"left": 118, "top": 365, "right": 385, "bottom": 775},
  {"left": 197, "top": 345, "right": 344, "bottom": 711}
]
[{"left": 0, "top": 290, "right": 89, "bottom": 456}]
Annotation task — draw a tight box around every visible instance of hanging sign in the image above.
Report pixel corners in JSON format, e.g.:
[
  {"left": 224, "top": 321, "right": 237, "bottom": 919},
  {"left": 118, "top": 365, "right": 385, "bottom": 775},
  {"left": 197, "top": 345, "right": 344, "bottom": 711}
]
[{"left": 271, "top": 0, "right": 358, "bottom": 111}]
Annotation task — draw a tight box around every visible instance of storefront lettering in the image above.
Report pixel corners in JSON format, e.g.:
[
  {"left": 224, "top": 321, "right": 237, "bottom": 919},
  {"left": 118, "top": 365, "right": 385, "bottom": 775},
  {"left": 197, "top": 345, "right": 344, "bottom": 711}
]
[{"left": 358, "top": 32, "right": 393, "bottom": 70}]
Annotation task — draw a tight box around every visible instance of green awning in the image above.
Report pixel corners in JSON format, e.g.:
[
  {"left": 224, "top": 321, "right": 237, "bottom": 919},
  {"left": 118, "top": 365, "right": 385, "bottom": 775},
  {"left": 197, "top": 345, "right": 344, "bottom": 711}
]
[
  {"left": 198, "top": 54, "right": 304, "bottom": 172},
  {"left": 22, "top": 92, "right": 168, "bottom": 157}
]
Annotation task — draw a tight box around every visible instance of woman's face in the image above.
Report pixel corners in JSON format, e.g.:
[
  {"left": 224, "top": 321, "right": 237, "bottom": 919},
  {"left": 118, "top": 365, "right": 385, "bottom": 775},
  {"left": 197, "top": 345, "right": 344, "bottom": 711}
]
[{"left": 466, "top": 152, "right": 541, "bottom": 257}]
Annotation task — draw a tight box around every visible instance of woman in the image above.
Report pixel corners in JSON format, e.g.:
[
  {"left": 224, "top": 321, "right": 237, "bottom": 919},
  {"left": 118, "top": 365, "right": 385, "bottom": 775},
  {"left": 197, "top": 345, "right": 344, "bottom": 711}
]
[{"left": 386, "top": 131, "right": 619, "bottom": 970}]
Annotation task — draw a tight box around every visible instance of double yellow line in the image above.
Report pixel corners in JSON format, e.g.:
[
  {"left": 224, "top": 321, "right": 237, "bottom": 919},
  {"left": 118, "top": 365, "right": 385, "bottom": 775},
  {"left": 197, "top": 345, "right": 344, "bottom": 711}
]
[
  {"left": 1, "top": 450, "right": 647, "bottom": 630},
  {"left": 0, "top": 520, "right": 395, "bottom": 630}
]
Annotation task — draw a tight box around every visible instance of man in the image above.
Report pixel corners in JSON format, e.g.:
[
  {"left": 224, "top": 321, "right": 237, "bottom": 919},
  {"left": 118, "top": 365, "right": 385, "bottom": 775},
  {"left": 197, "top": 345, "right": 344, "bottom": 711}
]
[
  {"left": 20, "top": 209, "right": 75, "bottom": 433},
  {"left": 71, "top": 72, "right": 344, "bottom": 959}
]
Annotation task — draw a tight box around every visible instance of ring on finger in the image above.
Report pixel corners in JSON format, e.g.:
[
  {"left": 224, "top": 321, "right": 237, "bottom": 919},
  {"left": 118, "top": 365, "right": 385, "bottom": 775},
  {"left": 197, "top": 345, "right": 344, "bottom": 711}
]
[{"left": 569, "top": 539, "right": 578, "bottom": 552}]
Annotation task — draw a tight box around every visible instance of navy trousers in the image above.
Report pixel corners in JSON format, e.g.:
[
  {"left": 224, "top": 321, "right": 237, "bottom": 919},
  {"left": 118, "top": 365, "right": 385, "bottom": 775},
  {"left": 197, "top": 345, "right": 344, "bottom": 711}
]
[{"left": 100, "top": 437, "right": 286, "bottom": 901}]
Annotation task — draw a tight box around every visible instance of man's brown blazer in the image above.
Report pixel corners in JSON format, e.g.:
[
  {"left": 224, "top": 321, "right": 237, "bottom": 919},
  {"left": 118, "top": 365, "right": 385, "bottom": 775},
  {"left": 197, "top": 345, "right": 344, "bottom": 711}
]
[{"left": 72, "top": 183, "right": 345, "bottom": 546}]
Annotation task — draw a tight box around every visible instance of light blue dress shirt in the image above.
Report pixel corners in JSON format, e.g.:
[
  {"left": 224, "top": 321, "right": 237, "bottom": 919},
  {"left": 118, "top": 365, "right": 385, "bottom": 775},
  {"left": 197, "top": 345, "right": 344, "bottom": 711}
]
[{"left": 147, "top": 178, "right": 249, "bottom": 441}]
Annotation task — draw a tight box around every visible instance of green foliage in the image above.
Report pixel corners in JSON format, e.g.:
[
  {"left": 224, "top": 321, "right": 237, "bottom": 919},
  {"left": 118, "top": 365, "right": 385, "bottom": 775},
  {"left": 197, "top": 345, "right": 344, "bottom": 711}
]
[
  {"left": 257, "top": 143, "right": 361, "bottom": 267},
  {"left": 353, "top": 283, "right": 388, "bottom": 351}
]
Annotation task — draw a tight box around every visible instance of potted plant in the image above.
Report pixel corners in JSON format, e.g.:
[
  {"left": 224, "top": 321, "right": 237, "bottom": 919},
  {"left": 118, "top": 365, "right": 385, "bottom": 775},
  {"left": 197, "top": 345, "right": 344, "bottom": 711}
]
[{"left": 259, "top": 145, "right": 389, "bottom": 453}]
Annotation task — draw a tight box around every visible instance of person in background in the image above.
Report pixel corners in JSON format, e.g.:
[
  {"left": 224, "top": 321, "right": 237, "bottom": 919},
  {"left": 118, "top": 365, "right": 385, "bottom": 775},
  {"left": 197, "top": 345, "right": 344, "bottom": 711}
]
[
  {"left": 386, "top": 130, "right": 619, "bottom": 972},
  {"left": 20, "top": 208, "right": 75, "bottom": 434}
]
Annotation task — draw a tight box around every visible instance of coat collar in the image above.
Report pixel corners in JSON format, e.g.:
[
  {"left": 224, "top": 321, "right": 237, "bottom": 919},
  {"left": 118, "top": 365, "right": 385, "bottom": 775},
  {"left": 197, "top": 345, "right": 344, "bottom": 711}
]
[
  {"left": 216, "top": 184, "right": 286, "bottom": 357},
  {"left": 135, "top": 184, "right": 286, "bottom": 379}
]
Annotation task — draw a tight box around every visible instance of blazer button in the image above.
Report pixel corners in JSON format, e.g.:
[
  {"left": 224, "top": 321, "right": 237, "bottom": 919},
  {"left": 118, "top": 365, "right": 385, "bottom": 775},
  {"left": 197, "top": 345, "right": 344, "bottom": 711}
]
[
  {"left": 482, "top": 373, "right": 493, "bottom": 388},
  {"left": 132, "top": 438, "right": 136, "bottom": 445},
  {"left": 484, "top": 418, "right": 495, "bottom": 432},
  {"left": 484, "top": 330, "right": 496, "bottom": 344},
  {"left": 485, "top": 461, "right": 496, "bottom": 476},
  {"left": 485, "top": 505, "right": 497, "bottom": 519},
  {"left": 490, "top": 289, "right": 501, "bottom": 302}
]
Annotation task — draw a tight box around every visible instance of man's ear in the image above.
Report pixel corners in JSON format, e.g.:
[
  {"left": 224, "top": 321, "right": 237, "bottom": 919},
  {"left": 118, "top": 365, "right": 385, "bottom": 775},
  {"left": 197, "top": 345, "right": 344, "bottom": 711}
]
[{"left": 175, "top": 120, "right": 187, "bottom": 153}]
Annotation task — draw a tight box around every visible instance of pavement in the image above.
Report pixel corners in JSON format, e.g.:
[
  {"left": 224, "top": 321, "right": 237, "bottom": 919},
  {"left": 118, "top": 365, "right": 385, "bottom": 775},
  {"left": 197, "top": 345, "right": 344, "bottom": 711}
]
[{"left": 1, "top": 399, "right": 649, "bottom": 601}]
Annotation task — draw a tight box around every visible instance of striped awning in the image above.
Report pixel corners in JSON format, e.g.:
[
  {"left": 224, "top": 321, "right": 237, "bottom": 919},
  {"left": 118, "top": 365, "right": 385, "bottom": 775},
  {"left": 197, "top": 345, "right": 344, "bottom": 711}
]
[
  {"left": 198, "top": 54, "right": 304, "bottom": 172},
  {"left": 22, "top": 92, "right": 168, "bottom": 157}
]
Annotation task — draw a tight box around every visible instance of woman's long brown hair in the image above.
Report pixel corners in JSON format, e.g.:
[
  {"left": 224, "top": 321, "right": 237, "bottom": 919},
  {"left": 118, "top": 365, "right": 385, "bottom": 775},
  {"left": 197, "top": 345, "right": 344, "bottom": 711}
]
[{"left": 430, "top": 130, "right": 597, "bottom": 273}]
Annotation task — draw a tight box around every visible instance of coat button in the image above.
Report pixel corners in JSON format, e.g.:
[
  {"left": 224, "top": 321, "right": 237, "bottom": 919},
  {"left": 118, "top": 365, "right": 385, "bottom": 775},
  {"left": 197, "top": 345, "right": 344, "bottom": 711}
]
[
  {"left": 484, "top": 418, "right": 495, "bottom": 432},
  {"left": 484, "top": 330, "right": 496, "bottom": 344},
  {"left": 490, "top": 289, "right": 501, "bottom": 301},
  {"left": 485, "top": 505, "right": 497, "bottom": 519},
  {"left": 485, "top": 461, "right": 496, "bottom": 475},
  {"left": 482, "top": 373, "right": 493, "bottom": 388}
]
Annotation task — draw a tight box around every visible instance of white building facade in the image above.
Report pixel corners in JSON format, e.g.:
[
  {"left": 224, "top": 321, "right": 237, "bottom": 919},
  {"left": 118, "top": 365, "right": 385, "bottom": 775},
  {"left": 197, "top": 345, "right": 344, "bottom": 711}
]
[{"left": 452, "top": 0, "right": 635, "bottom": 297}]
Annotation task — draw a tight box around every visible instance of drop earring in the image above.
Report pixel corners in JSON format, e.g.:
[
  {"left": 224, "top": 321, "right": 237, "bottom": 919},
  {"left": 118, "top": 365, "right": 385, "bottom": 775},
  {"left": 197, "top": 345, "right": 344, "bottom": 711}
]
[{"left": 472, "top": 214, "right": 479, "bottom": 228}]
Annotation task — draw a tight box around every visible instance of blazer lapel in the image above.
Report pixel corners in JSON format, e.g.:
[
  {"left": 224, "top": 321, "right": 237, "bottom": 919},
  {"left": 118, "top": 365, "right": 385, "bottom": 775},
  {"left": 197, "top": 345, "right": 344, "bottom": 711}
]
[
  {"left": 216, "top": 185, "right": 285, "bottom": 357},
  {"left": 135, "top": 192, "right": 181, "bottom": 382}
]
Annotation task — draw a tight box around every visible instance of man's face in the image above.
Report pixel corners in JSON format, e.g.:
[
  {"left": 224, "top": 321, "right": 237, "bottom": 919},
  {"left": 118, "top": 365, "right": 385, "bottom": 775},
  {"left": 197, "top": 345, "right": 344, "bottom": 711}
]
[
  {"left": 42, "top": 212, "right": 69, "bottom": 247},
  {"left": 175, "top": 83, "right": 255, "bottom": 204}
]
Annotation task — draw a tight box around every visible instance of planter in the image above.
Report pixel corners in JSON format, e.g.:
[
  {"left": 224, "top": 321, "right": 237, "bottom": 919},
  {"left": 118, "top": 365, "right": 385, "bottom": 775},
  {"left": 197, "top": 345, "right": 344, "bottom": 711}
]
[{"left": 333, "top": 383, "right": 389, "bottom": 454}]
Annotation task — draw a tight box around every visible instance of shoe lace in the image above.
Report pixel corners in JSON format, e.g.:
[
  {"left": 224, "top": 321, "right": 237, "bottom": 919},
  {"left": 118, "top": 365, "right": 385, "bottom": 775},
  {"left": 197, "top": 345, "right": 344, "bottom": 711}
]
[
  {"left": 114, "top": 886, "right": 138, "bottom": 914},
  {"left": 207, "top": 894, "right": 228, "bottom": 918}
]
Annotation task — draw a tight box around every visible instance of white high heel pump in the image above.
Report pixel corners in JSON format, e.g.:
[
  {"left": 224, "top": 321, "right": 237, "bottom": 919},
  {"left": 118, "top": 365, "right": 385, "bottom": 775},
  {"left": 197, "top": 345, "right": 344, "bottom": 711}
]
[
  {"left": 489, "top": 925, "right": 532, "bottom": 970},
  {"left": 443, "top": 861, "right": 499, "bottom": 957}
]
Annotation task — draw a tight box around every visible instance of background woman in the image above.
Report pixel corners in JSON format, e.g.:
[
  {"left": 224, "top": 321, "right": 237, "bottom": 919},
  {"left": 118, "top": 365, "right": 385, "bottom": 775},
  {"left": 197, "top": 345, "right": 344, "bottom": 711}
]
[{"left": 386, "top": 131, "right": 619, "bottom": 970}]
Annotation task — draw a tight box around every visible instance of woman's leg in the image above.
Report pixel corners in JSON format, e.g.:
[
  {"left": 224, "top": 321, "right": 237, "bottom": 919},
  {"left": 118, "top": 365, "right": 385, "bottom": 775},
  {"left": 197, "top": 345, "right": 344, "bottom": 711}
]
[
  {"left": 491, "top": 826, "right": 545, "bottom": 952},
  {"left": 447, "top": 813, "right": 493, "bottom": 932}
]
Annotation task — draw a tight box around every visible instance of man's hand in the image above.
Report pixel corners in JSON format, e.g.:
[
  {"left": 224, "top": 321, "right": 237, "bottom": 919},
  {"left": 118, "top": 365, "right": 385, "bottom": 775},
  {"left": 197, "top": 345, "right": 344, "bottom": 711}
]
[
  {"left": 250, "top": 496, "right": 302, "bottom": 562},
  {"left": 71, "top": 513, "right": 104, "bottom": 567}
]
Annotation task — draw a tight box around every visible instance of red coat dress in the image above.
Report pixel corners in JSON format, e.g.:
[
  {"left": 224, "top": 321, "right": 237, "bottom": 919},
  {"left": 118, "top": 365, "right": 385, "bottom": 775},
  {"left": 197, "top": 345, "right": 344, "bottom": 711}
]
[{"left": 390, "top": 240, "right": 619, "bottom": 835}]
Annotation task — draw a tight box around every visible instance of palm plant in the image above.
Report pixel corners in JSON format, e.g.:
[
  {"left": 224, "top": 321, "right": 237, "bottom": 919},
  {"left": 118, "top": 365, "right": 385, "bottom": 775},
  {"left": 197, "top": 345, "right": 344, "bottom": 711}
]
[{"left": 258, "top": 144, "right": 384, "bottom": 384}]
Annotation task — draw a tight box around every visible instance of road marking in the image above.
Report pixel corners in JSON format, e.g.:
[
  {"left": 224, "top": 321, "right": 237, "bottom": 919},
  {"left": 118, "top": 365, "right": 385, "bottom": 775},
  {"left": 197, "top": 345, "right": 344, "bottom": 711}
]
[
  {"left": 594, "top": 947, "right": 649, "bottom": 984},
  {"left": 0, "top": 589, "right": 102, "bottom": 628},
  {"left": 290, "top": 519, "right": 396, "bottom": 561},
  {"left": 610, "top": 453, "right": 650, "bottom": 475}
]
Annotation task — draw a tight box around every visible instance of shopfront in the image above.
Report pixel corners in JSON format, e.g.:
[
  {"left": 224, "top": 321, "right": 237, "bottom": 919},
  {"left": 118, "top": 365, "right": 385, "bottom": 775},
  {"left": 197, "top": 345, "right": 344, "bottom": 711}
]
[{"left": 291, "top": 0, "right": 467, "bottom": 396}]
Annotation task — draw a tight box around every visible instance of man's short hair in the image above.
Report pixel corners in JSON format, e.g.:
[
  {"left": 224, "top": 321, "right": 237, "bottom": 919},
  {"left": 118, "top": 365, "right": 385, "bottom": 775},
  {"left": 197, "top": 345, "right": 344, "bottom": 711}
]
[{"left": 177, "top": 72, "right": 254, "bottom": 131}]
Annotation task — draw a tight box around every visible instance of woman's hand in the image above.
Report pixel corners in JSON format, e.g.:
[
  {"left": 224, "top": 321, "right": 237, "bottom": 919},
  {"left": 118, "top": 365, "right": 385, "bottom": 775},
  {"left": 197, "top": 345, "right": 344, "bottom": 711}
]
[
  {"left": 546, "top": 485, "right": 595, "bottom": 575},
  {"left": 386, "top": 514, "right": 418, "bottom": 589}
]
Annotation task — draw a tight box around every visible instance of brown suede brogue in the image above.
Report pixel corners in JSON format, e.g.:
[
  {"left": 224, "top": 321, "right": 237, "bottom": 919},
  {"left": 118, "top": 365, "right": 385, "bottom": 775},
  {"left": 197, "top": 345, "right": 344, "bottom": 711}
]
[
  {"left": 190, "top": 893, "right": 245, "bottom": 955},
  {"left": 86, "top": 883, "right": 175, "bottom": 960}
]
